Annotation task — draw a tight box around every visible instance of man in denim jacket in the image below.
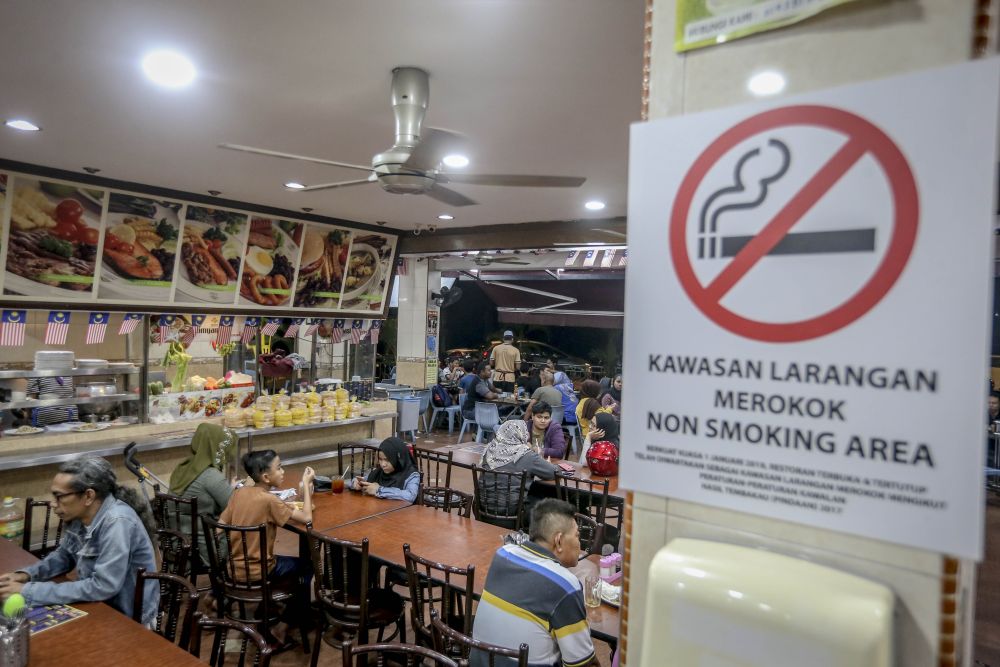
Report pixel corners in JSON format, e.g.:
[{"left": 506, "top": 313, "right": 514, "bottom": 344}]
[{"left": 0, "top": 458, "right": 158, "bottom": 625}]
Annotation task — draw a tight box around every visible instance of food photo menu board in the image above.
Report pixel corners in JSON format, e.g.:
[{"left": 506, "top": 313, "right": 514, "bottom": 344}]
[
  {"left": 3, "top": 175, "right": 106, "bottom": 299},
  {"left": 0, "top": 170, "right": 398, "bottom": 315}
]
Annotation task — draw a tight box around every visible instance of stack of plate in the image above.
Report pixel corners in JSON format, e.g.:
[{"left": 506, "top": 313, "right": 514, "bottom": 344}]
[
  {"left": 77, "top": 359, "right": 109, "bottom": 369},
  {"left": 34, "top": 350, "right": 74, "bottom": 371}
]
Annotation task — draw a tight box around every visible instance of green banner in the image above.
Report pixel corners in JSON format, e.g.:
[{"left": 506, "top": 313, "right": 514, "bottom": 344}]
[{"left": 675, "top": 0, "right": 861, "bottom": 52}]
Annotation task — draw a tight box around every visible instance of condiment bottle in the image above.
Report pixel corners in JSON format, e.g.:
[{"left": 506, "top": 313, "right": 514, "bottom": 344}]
[
  {"left": 599, "top": 555, "right": 614, "bottom": 581},
  {"left": 0, "top": 497, "right": 24, "bottom": 543}
]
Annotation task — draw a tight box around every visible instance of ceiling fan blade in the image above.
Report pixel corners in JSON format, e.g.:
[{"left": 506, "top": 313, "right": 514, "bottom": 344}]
[
  {"left": 299, "top": 178, "right": 375, "bottom": 192},
  {"left": 425, "top": 184, "right": 478, "bottom": 207},
  {"left": 441, "top": 173, "right": 586, "bottom": 188},
  {"left": 218, "top": 143, "right": 373, "bottom": 173},
  {"left": 592, "top": 228, "right": 627, "bottom": 239},
  {"left": 402, "top": 128, "right": 468, "bottom": 173}
]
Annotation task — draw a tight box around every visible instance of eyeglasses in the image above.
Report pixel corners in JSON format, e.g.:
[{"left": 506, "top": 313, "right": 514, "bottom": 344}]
[{"left": 50, "top": 490, "right": 84, "bottom": 504}]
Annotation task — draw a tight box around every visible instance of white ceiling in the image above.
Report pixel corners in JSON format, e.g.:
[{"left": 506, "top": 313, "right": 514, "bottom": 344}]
[{"left": 0, "top": 0, "right": 644, "bottom": 231}]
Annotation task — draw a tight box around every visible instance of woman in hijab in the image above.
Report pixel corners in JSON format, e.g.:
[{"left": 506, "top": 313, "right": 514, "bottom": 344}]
[
  {"left": 169, "top": 422, "right": 238, "bottom": 566},
  {"left": 480, "top": 420, "right": 560, "bottom": 521},
  {"left": 350, "top": 437, "right": 420, "bottom": 502},
  {"left": 601, "top": 374, "right": 622, "bottom": 418},
  {"left": 581, "top": 412, "right": 620, "bottom": 462}
]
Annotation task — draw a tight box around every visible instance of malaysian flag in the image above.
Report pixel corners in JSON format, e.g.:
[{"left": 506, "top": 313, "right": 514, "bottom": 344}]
[
  {"left": 158, "top": 315, "right": 175, "bottom": 343},
  {"left": 45, "top": 311, "right": 70, "bottom": 345},
  {"left": 564, "top": 250, "right": 578, "bottom": 267},
  {"left": 216, "top": 316, "right": 235, "bottom": 346},
  {"left": 118, "top": 313, "right": 143, "bottom": 336},
  {"left": 582, "top": 250, "right": 598, "bottom": 267},
  {"left": 259, "top": 318, "right": 282, "bottom": 336},
  {"left": 330, "top": 318, "right": 344, "bottom": 344},
  {"left": 304, "top": 318, "right": 321, "bottom": 336},
  {"left": 183, "top": 314, "right": 206, "bottom": 344},
  {"left": 369, "top": 319, "right": 382, "bottom": 345},
  {"left": 85, "top": 312, "right": 109, "bottom": 345},
  {"left": 0, "top": 310, "right": 26, "bottom": 347},
  {"left": 284, "top": 318, "right": 304, "bottom": 338},
  {"left": 240, "top": 317, "right": 260, "bottom": 344},
  {"left": 351, "top": 319, "right": 365, "bottom": 344},
  {"left": 396, "top": 257, "right": 408, "bottom": 276}
]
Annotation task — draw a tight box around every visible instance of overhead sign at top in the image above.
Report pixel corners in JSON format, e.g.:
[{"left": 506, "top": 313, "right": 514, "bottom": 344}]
[{"left": 621, "top": 60, "right": 1000, "bottom": 560}]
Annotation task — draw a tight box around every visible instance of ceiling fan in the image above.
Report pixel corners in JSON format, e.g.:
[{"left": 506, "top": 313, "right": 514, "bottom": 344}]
[
  {"left": 473, "top": 253, "right": 530, "bottom": 267},
  {"left": 219, "top": 67, "right": 586, "bottom": 207}
]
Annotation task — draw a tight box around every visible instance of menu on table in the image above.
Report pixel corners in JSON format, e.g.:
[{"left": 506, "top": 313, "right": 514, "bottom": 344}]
[
  {"left": 339, "top": 232, "right": 397, "bottom": 312},
  {"left": 239, "top": 217, "right": 304, "bottom": 307},
  {"left": 3, "top": 175, "right": 106, "bottom": 299},
  {"left": 293, "top": 223, "right": 353, "bottom": 308},
  {"left": 98, "top": 193, "right": 184, "bottom": 302},
  {"left": 174, "top": 205, "right": 249, "bottom": 305}
]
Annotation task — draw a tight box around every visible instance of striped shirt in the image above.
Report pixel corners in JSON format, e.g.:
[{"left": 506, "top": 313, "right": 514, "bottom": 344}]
[{"left": 472, "top": 542, "right": 595, "bottom": 667}]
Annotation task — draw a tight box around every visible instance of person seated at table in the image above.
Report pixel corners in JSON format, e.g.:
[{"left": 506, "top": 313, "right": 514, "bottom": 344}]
[
  {"left": 582, "top": 412, "right": 620, "bottom": 462},
  {"left": 601, "top": 374, "right": 622, "bottom": 419},
  {"left": 463, "top": 361, "right": 500, "bottom": 421},
  {"left": 458, "top": 359, "right": 478, "bottom": 394},
  {"left": 169, "top": 422, "right": 238, "bottom": 568},
  {"left": 447, "top": 359, "right": 466, "bottom": 383},
  {"left": 0, "top": 457, "right": 159, "bottom": 626},
  {"left": 525, "top": 400, "right": 567, "bottom": 458},
  {"left": 480, "top": 420, "right": 559, "bottom": 516},
  {"left": 552, "top": 368, "right": 579, "bottom": 427},
  {"left": 348, "top": 437, "right": 420, "bottom": 502},
  {"left": 525, "top": 369, "right": 563, "bottom": 419},
  {"left": 576, "top": 380, "right": 610, "bottom": 440},
  {"left": 516, "top": 361, "right": 540, "bottom": 397},
  {"left": 472, "top": 498, "right": 598, "bottom": 667},
  {"left": 221, "top": 451, "right": 314, "bottom": 647}
]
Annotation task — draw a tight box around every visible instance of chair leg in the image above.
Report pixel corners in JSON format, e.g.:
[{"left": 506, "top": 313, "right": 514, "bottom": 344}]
[{"left": 309, "top": 618, "right": 325, "bottom": 667}]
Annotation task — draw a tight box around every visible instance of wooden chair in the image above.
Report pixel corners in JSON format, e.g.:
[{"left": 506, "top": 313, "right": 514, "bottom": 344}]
[
  {"left": 191, "top": 615, "right": 272, "bottom": 667},
  {"left": 554, "top": 474, "right": 611, "bottom": 545},
  {"left": 157, "top": 527, "right": 193, "bottom": 579},
  {"left": 422, "top": 487, "right": 473, "bottom": 518},
  {"left": 22, "top": 497, "right": 62, "bottom": 558},
  {"left": 341, "top": 640, "right": 458, "bottom": 667},
  {"left": 403, "top": 544, "right": 475, "bottom": 654},
  {"left": 152, "top": 491, "right": 204, "bottom": 586},
  {"left": 430, "top": 609, "right": 529, "bottom": 667},
  {"left": 133, "top": 568, "right": 200, "bottom": 651},
  {"left": 414, "top": 447, "right": 453, "bottom": 490},
  {"left": 337, "top": 443, "right": 379, "bottom": 477},
  {"left": 471, "top": 465, "right": 528, "bottom": 531},
  {"left": 574, "top": 513, "right": 605, "bottom": 556},
  {"left": 200, "top": 515, "right": 309, "bottom": 652},
  {"left": 306, "top": 530, "right": 406, "bottom": 666}
]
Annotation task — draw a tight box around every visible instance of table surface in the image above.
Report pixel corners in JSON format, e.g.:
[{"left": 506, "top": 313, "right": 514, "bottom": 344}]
[{"left": 0, "top": 538, "right": 203, "bottom": 666}]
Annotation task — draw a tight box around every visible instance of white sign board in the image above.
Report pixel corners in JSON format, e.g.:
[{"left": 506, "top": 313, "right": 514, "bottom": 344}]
[{"left": 621, "top": 60, "right": 1000, "bottom": 560}]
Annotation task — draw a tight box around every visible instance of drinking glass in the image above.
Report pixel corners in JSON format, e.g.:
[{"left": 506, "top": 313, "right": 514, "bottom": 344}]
[
  {"left": 331, "top": 478, "right": 345, "bottom": 494},
  {"left": 583, "top": 575, "right": 602, "bottom": 608}
]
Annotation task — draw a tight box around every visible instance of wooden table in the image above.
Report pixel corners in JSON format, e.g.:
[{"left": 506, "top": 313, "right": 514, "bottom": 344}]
[{"left": 0, "top": 538, "right": 203, "bottom": 666}]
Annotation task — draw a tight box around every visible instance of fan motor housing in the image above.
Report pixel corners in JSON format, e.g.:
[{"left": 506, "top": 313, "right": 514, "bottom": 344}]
[{"left": 373, "top": 147, "right": 436, "bottom": 194}]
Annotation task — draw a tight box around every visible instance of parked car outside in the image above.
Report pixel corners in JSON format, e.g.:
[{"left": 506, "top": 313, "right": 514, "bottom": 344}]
[
  {"left": 444, "top": 348, "right": 481, "bottom": 364},
  {"left": 481, "top": 339, "right": 603, "bottom": 388}
]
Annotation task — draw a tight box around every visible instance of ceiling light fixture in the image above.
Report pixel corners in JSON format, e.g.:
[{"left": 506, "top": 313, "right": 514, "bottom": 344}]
[
  {"left": 284, "top": 181, "right": 306, "bottom": 190},
  {"left": 141, "top": 49, "right": 197, "bottom": 88},
  {"left": 437, "top": 214, "right": 454, "bottom": 221},
  {"left": 747, "top": 70, "right": 786, "bottom": 96},
  {"left": 584, "top": 200, "right": 606, "bottom": 211},
  {"left": 442, "top": 154, "right": 469, "bottom": 169},
  {"left": 5, "top": 119, "right": 40, "bottom": 132}
]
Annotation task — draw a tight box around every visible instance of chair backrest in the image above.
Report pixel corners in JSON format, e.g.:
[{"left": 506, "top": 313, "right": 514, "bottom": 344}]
[
  {"left": 22, "top": 497, "right": 62, "bottom": 557},
  {"left": 417, "top": 389, "right": 433, "bottom": 413},
  {"left": 337, "top": 442, "right": 379, "bottom": 477},
  {"left": 199, "top": 515, "right": 275, "bottom": 601},
  {"left": 404, "top": 544, "right": 475, "bottom": 650},
  {"left": 191, "top": 615, "right": 272, "bottom": 667},
  {"left": 471, "top": 465, "right": 527, "bottom": 531},
  {"left": 342, "top": 640, "right": 458, "bottom": 667},
  {"left": 153, "top": 491, "right": 199, "bottom": 556},
  {"left": 157, "top": 527, "right": 193, "bottom": 578},
  {"left": 574, "top": 513, "right": 605, "bottom": 556},
  {"left": 414, "top": 447, "right": 454, "bottom": 491},
  {"left": 134, "top": 568, "right": 199, "bottom": 650},
  {"left": 421, "top": 487, "right": 473, "bottom": 518},
  {"left": 550, "top": 405, "right": 565, "bottom": 425},
  {"left": 306, "top": 529, "right": 371, "bottom": 635},
  {"left": 430, "top": 610, "right": 528, "bottom": 667},
  {"left": 554, "top": 474, "right": 609, "bottom": 527},
  {"left": 474, "top": 402, "right": 501, "bottom": 430}
]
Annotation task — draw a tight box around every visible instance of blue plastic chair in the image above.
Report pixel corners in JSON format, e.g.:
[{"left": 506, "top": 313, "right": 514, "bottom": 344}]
[
  {"left": 429, "top": 392, "right": 463, "bottom": 434},
  {"left": 474, "top": 402, "right": 502, "bottom": 443}
]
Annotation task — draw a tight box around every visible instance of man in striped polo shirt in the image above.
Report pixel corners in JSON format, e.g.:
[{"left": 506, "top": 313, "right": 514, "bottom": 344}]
[{"left": 472, "top": 499, "right": 598, "bottom": 667}]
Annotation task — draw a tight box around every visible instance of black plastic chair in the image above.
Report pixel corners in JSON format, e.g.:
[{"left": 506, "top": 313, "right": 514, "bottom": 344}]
[
  {"left": 422, "top": 487, "right": 473, "bottom": 518},
  {"left": 430, "top": 609, "right": 529, "bottom": 667},
  {"left": 191, "top": 615, "right": 273, "bottom": 667},
  {"left": 341, "top": 640, "right": 458, "bottom": 667},
  {"left": 471, "top": 465, "right": 528, "bottom": 531},
  {"left": 574, "top": 513, "right": 605, "bottom": 556},
  {"left": 153, "top": 491, "right": 205, "bottom": 586},
  {"left": 133, "top": 568, "right": 200, "bottom": 651},
  {"left": 404, "top": 544, "right": 475, "bottom": 654},
  {"left": 22, "top": 497, "right": 62, "bottom": 558},
  {"left": 554, "top": 474, "right": 612, "bottom": 545},
  {"left": 157, "top": 527, "right": 193, "bottom": 579}
]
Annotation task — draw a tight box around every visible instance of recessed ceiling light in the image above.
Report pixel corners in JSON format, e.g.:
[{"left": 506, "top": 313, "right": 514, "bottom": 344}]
[
  {"left": 285, "top": 181, "right": 306, "bottom": 190},
  {"left": 141, "top": 50, "right": 197, "bottom": 88},
  {"left": 437, "top": 214, "right": 454, "bottom": 221},
  {"left": 584, "top": 200, "right": 606, "bottom": 211},
  {"left": 5, "top": 119, "right": 40, "bottom": 132},
  {"left": 442, "top": 154, "right": 469, "bottom": 169},
  {"left": 747, "top": 70, "right": 785, "bottom": 96}
]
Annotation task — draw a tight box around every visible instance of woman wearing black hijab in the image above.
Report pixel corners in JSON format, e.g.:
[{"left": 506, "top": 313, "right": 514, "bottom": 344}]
[
  {"left": 581, "top": 412, "right": 620, "bottom": 460},
  {"left": 349, "top": 437, "right": 420, "bottom": 502}
]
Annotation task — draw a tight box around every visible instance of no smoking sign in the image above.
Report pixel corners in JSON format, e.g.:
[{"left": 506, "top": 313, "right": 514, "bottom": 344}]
[{"left": 670, "top": 105, "right": 918, "bottom": 343}]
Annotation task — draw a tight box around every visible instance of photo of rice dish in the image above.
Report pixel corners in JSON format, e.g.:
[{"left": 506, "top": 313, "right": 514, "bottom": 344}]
[{"left": 175, "top": 206, "right": 249, "bottom": 304}]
